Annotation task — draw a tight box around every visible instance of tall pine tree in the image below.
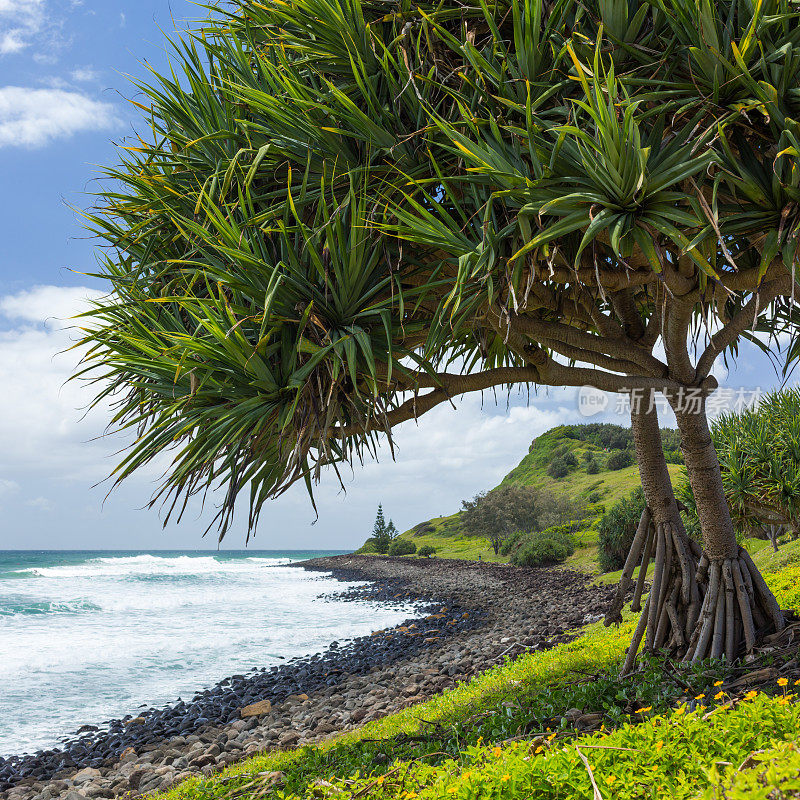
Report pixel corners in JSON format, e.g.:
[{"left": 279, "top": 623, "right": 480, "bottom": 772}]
[{"left": 372, "top": 505, "right": 387, "bottom": 541}]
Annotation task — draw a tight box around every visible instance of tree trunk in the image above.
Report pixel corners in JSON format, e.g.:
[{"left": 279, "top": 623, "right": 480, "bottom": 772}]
[
  {"left": 672, "top": 397, "right": 785, "bottom": 659},
  {"left": 766, "top": 525, "right": 780, "bottom": 553},
  {"left": 607, "top": 391, "right": 702, "bottom": 673},
  {"left": 673, "top": 405, "right": 737, "bottom": 559},
  {"left": 607, "top": 390, "right": 785, "bottom": 674}
]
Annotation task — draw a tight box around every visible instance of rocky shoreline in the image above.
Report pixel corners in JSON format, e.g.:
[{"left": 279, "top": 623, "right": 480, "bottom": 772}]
[{"left": 1, "top": 556, "right": 614, "bottom": 800}]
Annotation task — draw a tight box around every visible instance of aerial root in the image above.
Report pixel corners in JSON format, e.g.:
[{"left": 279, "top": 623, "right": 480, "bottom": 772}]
[{"left": 607, "top": 512, "right": 786, "bottom": 674}]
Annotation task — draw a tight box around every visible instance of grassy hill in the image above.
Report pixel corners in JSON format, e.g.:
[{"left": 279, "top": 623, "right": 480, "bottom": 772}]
[{"left": 361, "top": 424, "right": 684, "bottom": 571}]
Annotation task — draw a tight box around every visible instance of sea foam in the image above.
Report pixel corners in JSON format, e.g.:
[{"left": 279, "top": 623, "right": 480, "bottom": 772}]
[{"left": 0, "top": 550, "right": 413, "bottom": 757}]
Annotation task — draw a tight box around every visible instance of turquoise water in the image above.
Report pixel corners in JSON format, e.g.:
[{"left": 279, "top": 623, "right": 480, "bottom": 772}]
[{"left": 0, "top": 550, "right": 415, "bottom": 757}]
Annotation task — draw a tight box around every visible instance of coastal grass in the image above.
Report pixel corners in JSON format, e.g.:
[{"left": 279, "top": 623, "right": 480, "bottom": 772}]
[{"left": 160, "top": 552, "right": 800, "bottom": 800}]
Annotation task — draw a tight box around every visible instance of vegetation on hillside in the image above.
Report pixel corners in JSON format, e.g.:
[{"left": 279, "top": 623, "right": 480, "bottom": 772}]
[
  {"left": 362, "top": 505, "right": 400, "bottom": 554},
  {"left": 508, "top": 525, "right": 576, "bottom": 567},
  {"left": 367, "top": 425, "right": 682, "bottom": 568},
  {"left": 598, "top": 488, "right": 647, "bottom": 573},
  {"left": 460, "top": 483, "right": 585, "bottom": 556}
]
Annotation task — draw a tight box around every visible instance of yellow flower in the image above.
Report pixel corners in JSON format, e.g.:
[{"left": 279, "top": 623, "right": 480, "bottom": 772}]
[
  {"left": 637, "top": 706, "right": 652, "bottom": 714},
  {"left": 745, "top": 690, "right": 758, "bottom": 700},
  {"left": 778, "top": 677, "right": 789, "bottom": 687},
  {"left": 695, "top": 693, "right": 705, "bottom": 700},
  {"left": 777, "top": 697, "right": 792, "bottom": 706},
  {"left": 548, "top": 733, "right": 557, "bottom": 742},
  {"left": 493, "top": 747, "right": 502, "bottom": 758},
  {"left": 501, "top": 774, "right": 511, "bottom": 783},
  {"left": 794, "top": 679, "right": 800, "bottom": 686},
  {"left": 534, "top": 746, "right": 543, "bottom": 754},
  {"left": 714, "top": 680, "right": 724, "bottom": 687},
  {"left": 655, "top": 741, "right": 664, "bottom": 752},
  {"left": 376, "top": 776, "right": 385, "bottom": 785},
  {"left": 607, "top": 775, "right": 616, "bottom": 784},
  {"left": 447, "top": 787, "right": 458, "bottom": 795},
  {"left": 714, "top": 691, "right": 725, "bottom": 700}
]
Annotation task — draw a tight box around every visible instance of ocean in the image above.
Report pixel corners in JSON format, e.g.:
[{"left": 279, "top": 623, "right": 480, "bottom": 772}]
[{"left": 0, "top": 550, "right": 415, "bottom": 758}]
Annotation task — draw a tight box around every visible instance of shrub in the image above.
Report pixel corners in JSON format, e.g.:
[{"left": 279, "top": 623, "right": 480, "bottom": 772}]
[
  {"left": 417, "top": 545, "right": 436, "bottom": 558},
  {"left": 388, "top": 539, "right": 416, "bottom": 556},
  {"left": 511, "top": 528, "right": 575, "bottom": 567},
  {"left": 587, "top": 491, "right": 602, "bottom": 503},
  {"left": 606, "top": 449, "right": 634, "bottom": 470},
  {"left": 359, "top": 536, "right": 390, "bottom": 554},
  {"left": 598, "top": 486, "right": 646, "bottom": 572},
  {"left": 547, "top": 456, "right": 570, "bottom": 479},
  {"left": 562, "top": 451, "right": 578, "bottom": 468},
  {"left": 585, "top": 458, "right": 600, "bottom": 474},
  {"left": 500, "top": 529, "right": 529, "bottom": 556}
]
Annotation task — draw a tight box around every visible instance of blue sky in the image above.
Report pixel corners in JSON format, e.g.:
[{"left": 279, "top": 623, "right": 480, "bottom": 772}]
[{"left": 0, "top": 1, "right": 789, "bottom": 551}]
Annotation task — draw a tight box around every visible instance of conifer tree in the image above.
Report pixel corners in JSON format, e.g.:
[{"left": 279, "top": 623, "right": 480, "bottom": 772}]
[{"left": 372, "top": 505, "right": 387, "bottom": 542}]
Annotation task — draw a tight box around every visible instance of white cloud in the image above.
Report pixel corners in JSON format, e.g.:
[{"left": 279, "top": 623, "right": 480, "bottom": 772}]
[
  {"left": 0, "top": 283, "right": 590, "bottom": 544},
  {"left": 70, "top": 66, "right": 98, "bottom": 82},
  {"left": 0, "top": 285, "right": 111, "bottom": 478},
  {"left": 26, "top": 496, "right": 52, "bottom": 511},
  {"left": 0, "top": 0, "right": 45, "bottom": 55},
  {"left": 0, "top": 284, "right": 104, "bottom": 326},
  {"left": 0, "top": 87, "right": 118, "bottom": 148},
  {"left": 0, "top": 478, "right": 19, "bottom": 496}
]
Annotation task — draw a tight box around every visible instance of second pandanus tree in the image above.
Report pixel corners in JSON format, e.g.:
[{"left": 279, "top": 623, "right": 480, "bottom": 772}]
[{"left": 76, "top": 0, "right": 800, "bottom": 670}]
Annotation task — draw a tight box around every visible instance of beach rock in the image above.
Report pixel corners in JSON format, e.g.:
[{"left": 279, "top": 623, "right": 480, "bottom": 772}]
[
  {"left": 126, "top": 769, "right": 148, "bottom": 790},
  {"left": 240, "top": 700, "right": 271, "bottom": 718},
  {"left": 70, "top": 770, "right": 100, "bottom": 787},
  {"left": 278, "top": 732, "right": 300, "bottom": 748}
]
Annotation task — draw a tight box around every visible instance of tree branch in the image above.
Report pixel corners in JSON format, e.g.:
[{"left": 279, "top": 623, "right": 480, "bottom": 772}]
[
  {"left": 508, "top": 312, "right": 667, "bottom": 376},
  {"left": 695, "top": 272, "right": 793, "bottom": 378},
  {"left": 333, "top": 365, "right": 541, "bottom": 438},
  {"left": 664, "top": 299, "right": 696, "bottom": 384}
]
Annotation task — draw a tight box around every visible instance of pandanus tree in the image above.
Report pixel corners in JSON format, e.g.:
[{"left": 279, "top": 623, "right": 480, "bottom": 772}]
[{"left": 78, "top": 0, "right": 800, "bottom": 669}]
